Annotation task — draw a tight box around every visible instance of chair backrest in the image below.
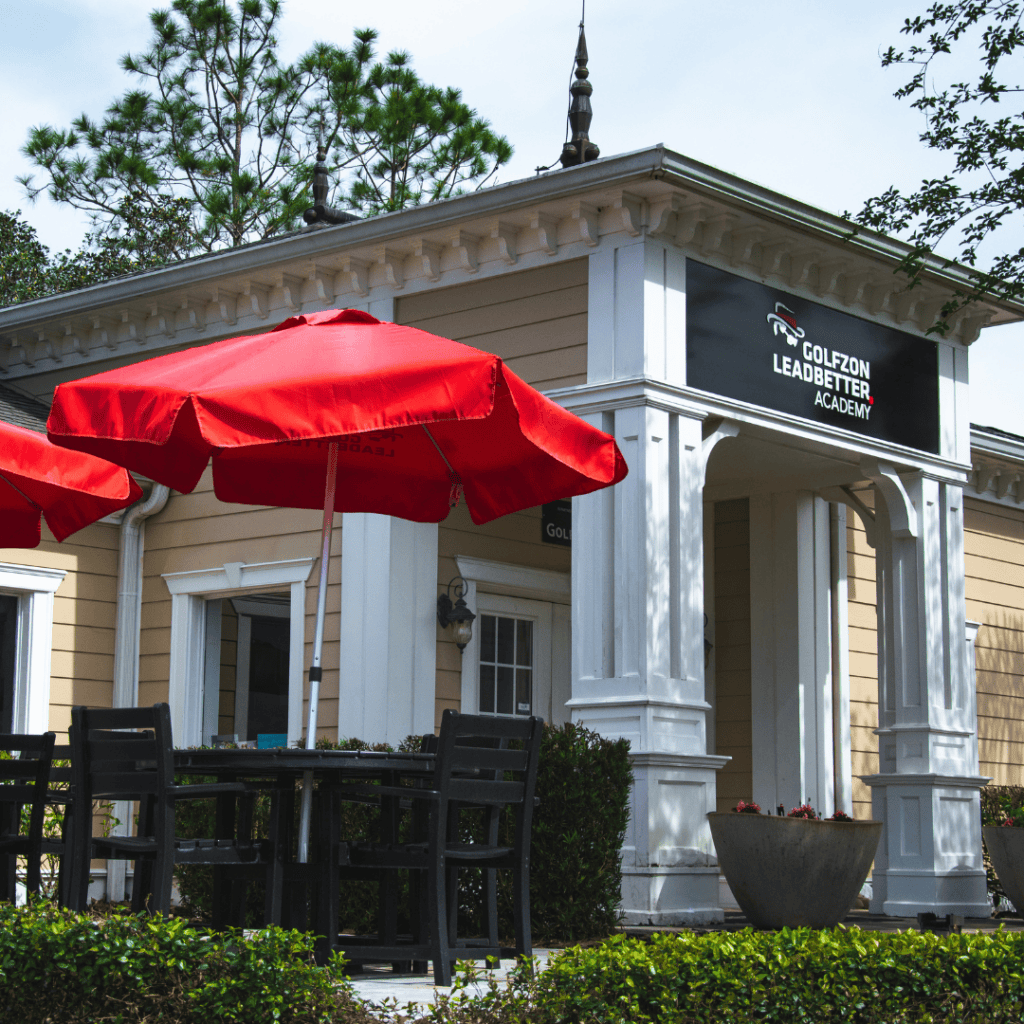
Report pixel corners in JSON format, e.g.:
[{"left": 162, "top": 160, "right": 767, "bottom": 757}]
[
  {"left": 432, "top": 711, "right": 543, "bottom": 845},
  {"left": 0, "top": 733, "right": 56, "bottom": 841},
  {"left": 70, "top": 704, "right": 174, "bottom": 806}
]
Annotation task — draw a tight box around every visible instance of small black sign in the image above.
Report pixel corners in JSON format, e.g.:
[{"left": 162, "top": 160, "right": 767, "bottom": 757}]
[
  {"left": 541, "top": 500, "right": 572, "bottom": 546},
  {"left": 685, "top": 260, "right": 940, "bottom": 453}
]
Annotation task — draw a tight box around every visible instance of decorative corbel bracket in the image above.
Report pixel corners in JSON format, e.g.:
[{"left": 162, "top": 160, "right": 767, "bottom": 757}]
[
  {"left": 675, "top": 203, "right": 710, "bottom": 247},
  {"left": 569, "top": 202, "right": 600, "bottom": 247},
  {"left": 413, "top": 240, "right": 442, "bottom": 282},
  {"left": 148, "top": 304, "right": 176, "bottom": 340},
  {"left": 308, "top": 264, "right": 335, "bottom": 305},
  {"left": 812, "top": 259, "right": 848, "bottom": 299},
  {"left": 336, "top": 258, "right": 369, "bottom": 299},
  {"left": 647, "top": 195, "right": 683, "bottom": 239},
  {"left": 91, "top": 316, "right": 118, "bottom": 352},
  {"left": 275, "top": 273, "right": 304, "bottom": 314},
  {"left": 180, "top": 297, "right": 206, "bottom": 334},
  {"left": 861, "top": 458, "right": 918, "bottom": 539},
  {"left": 490, "top": 222, "right": 518, "bottom": 265},
  {"left": 610, "top": 192, "right": 643, "bottom": 237},
  {"left": 818, "top": 485, "right": 877, "bottom": 549},
  {"left": 529, "top": 211, "right": 558, "bottom": 256},
  {"left": 34, "top": 329, "right": 61, "bottom": 363},
  {"left": 210, "top": 287, "right": 238, "bottom": 327},
  {"left": 700, "top": 213, "right": 737, "bottom": 258},
  {"left": 119, "top": 310, "right": 144, "bottom": 346},
  {"left": 788, "top": 249, "right": 822, "bottom": 290},
  {"left": 449, "top": 232, "right": 478, "bottom": 274},
  {"left": 242, "top": 281, "right": 270, "bottom": 320},
  {"left": 730, "top": 225, "right": 766, "bottom": 268},
  {"left": 377, "top": 247, "right": 406, "bottom": 289},
  {"left": 700, "top": 418, "right": 740, "bottom": 485}
]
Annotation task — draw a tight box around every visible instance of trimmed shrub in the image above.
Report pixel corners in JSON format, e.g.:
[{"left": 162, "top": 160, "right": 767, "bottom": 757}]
[
  {"left": 0, "top": 901, "right": 374, "bottom": 1024},
  {"left": 517, "top": 721, "right": 631, "bottom": 943},
  {"left": 425, "top": 928, "right": 1024, "bottom": 1024}
]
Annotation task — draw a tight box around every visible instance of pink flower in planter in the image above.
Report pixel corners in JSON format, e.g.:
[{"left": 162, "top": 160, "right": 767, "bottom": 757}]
[
  {"left": 828, "top": 810, "right": 855, "bottom": 822},
  {"left": 788, "top": 804, "right": 819, "bottom": 819},
  {"left": 733, "top": 800, "right": 762, "bottom": 814}
]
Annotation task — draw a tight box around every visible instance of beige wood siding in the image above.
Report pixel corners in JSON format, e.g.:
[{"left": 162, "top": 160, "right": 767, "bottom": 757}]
[
  {"left": 965, "top": 497, "right": 1024, "bottom": 785},
  {"left": 1, "top": 522, "right": 119, "bottom": 738},
  {"left": 435, "top": 500, "right": 570, "bottom": 729},
  {"left": 396, "top": 261, "right": 585, "bottom": 726},
  {"left": 139, "top": 468, "right": 339, "bottom": 740},
  {"left": 847, "top": 492, "right": 878, "bottom": 822},
  {"left": 394, "top": 259, "right": 588, "bottom": 391},
  {"left": 713, "top": 498, "right": 752, "bottom": 811}
]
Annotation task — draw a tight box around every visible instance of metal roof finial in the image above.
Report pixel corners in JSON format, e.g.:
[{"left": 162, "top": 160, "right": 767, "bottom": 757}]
[
  {"left": 302, "top": 146, "right": 360, "bottom": 227},
  {"left": 559, "top": 9, "right": 599, "bottom": 169}
]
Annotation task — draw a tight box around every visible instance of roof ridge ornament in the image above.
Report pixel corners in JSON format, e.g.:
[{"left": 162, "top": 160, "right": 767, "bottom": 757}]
[
  {"left": 559, "top": 17, "right": 599, "bottom": 169},
  {"left": 302, "top": 148, "right": 361, "bottom": 227}
]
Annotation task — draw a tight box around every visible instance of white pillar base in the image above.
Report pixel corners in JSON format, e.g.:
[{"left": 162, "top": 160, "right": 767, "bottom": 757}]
[
  {"left": 611, "top": 746, "right": 730, "bottom": 926},
  {"left": 864, "top": 772, "right": 991, "bottom": 918},
  {"left": 620, "top": 866, "right": 724, "bottom": 926}
]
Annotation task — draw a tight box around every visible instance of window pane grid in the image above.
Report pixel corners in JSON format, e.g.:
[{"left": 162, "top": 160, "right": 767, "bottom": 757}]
[{"left": 479, "top": 614, "right": 533, "bottom": 717}]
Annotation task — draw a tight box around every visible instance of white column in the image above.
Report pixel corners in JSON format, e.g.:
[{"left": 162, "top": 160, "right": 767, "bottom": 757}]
[
  {"left": 570, "top": 406, "right": 728, "bottom": 925},
  {"left": 339, "top": 514, "right": 438, "bottom": 746},
  {"left": 862, "top": 468, "right": 989, "bottom": 917},
  {"left": 750, "top": 492, "right": 835, "bottom": 815}
]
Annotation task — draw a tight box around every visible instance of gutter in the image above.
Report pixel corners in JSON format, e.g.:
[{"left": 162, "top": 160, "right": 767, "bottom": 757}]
[{"left": 108, "top": 481, "right": 170, "bottom": 903}]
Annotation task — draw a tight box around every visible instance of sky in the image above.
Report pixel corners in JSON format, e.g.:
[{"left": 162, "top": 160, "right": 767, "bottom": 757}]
[{"left": 0, "top": 0, "right": 1021, "bottom": 436}]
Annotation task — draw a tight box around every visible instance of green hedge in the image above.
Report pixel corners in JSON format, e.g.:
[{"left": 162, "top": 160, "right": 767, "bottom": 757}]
[
  {"left": 0, "top": 901, "right": 378, "bottom": 1024},
  {"left": 426, "top": 929, "right": 1024, "bottom": 1024},
  {"left": 175, "top": 723, "right": 632, "bottom": 945}
]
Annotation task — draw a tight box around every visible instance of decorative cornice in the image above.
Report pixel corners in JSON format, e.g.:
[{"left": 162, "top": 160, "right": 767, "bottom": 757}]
[{"left": 1, "top": 146, "right": 1020, "bottom": 381}]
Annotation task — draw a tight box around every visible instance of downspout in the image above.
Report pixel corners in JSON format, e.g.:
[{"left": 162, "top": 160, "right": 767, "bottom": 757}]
[{"left": 107, "top": 483, "right": 170, "bottom": 903}]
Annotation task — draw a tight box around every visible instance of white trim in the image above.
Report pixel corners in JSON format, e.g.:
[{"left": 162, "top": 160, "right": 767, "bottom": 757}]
[
  {"left": 163, "top": 558, "right": 313, "bottom": 747},
  {"left": 454, "top": 556, "right": 570, "bottom": 605},
  {"left": 0, "top": 562, "right": 65, "bottom": 734}
]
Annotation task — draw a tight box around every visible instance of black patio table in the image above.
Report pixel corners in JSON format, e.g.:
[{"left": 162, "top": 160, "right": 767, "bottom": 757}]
[{"left": 172, "top": 746, "right": 435, "bottom": 930}]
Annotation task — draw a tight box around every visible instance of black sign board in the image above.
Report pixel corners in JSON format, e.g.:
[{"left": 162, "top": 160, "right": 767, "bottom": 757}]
[
  {"left": 541, "top": 500, "right": 572, "bottom": 546},
  {"left": 685, "top": 260, "right": 940, "bottom": 453}
]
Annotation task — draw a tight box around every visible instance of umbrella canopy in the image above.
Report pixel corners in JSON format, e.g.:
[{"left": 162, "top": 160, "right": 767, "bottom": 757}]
[
  {"left": 47, "top": 308, "right": 626, "bottom": 521},
  {"left": 0, "top": 420, "right": 143, "bottom": 548},
  {"left": 46, "top": 308, "right": 627, "bottom": 860}
]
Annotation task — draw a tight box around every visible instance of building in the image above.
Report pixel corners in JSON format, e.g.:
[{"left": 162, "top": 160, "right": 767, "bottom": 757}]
[{"left": 2, "top": 143, "right": 1024, "bottom": 923}]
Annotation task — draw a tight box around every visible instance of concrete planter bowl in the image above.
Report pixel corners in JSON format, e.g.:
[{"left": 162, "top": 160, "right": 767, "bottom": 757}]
[
  {"left": 984, "top": 825, "right": 1024, "bottom": 915},
  {"left": 708, "top": 812, "right": 883, "bottom": 929}
]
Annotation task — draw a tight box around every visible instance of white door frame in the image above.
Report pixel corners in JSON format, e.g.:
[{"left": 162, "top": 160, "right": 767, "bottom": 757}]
[
  {"left": 0, "top": 562, "right": 66, "bottom": 734},
  {"left": 163, "top": 558, "right": 313, "bottom": 747},
  {"left": 454, "top": 556, "right": 570, "bottom": 726}
]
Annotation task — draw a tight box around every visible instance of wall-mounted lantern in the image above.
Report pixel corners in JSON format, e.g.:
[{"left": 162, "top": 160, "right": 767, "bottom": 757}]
[{"left": 437, "top": 576, "right": 476, "bottom": 652}]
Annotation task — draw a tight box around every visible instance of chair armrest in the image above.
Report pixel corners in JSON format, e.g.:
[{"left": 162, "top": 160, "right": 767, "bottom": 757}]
[
  {"left": 332, "top": 783, "right": 439, "bottom": 802},
  {"left": 167, "top": 782, "right": 248, "bottom": 800}
]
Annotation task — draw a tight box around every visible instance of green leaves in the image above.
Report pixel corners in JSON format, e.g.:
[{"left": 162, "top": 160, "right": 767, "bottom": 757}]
[
  {"left": 0, "top": 902, "right": 352, "bottom": 1023},
  {"left": 851, "top": 1, "right": 1024, "bottom": 329},
  {"left": 19, "top": 0, "right": 512, "bottom": 258}
]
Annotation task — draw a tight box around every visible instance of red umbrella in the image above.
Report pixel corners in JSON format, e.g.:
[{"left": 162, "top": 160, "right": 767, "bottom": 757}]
[
  {"left": 47, "top": 308, "right": 627, "bottom": 856},
  {"left": 1, "top": 420, "right": 143, "bottom": 548}
]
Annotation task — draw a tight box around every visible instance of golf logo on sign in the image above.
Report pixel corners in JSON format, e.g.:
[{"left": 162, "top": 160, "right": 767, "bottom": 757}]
[
  {"left": 765, "top": 302, "right": 805, "bottom": 345},
  {"left": 766, "top": 302, "right": 875, "bottom": 423}
]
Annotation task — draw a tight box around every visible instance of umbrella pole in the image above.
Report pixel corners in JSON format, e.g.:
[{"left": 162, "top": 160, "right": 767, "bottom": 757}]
[{"left": 298, "top": 441, "right": 339, "bottom": 864}]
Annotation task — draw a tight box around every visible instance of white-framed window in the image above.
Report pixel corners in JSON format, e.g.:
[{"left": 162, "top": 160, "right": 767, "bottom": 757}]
[
  {"left": 455, "top": 556, "right": 570, "bottom": 726},
  {"left": 163, "top": 558, "right": 313, "bottom": 747},
  {"left": 0, "top": 562, "right": 65, "bottom": 735}
]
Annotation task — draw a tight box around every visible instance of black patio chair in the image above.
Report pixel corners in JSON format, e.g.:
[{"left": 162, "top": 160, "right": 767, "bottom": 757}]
[
  {"left": 68, "top": 703, "right": 273, "bottom": 916},
  {"left": 317, "top": 710, "right": 543, "bottom": 986},
  {"left": 0, "top": 732, "right": 55, "bottom": 901}
]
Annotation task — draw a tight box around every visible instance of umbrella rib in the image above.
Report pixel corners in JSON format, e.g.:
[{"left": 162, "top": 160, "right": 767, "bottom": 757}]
[
  {"left": 421, "top": 425, "right": 464, "bottom": 508},
  {"left": 0, "top": 470, "right": 42, "bottom": 511}
]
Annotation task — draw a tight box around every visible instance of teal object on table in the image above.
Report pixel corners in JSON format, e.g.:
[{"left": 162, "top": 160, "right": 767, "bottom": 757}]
[{"left": 257, "top": 734, "right": 288, "bottom": 749}]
